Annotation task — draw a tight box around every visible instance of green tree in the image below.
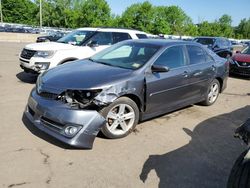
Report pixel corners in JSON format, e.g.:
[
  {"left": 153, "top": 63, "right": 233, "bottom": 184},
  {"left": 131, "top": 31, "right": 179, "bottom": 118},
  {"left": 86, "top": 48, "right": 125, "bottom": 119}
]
[
  {"left": 184, "top": 24, "right": 198, "bottom": 36},
  {"left": 36, "top": 0, "right": 81, "bottom": 28},
  {"left": 119, "top": 2, "right": 193, "bottom": 35},
  {"left": 106, "top": 14, "right": 121, "bottom": 27},
  {"left": 119, "top": 1, "right": 154, "bottom": 32},
  {"left": 218, "top": 14, "right": 234, "bottom": 38},
  {"left": 150, "top": 6, "right": 171, "bottom": 35},
  {"left": 163, "top": 5, "right": 191, "bottom": 35},
  {"left": 76, "top": 0, "right": 111, "bottom": 27},
  {"left": 198, "top": 21, "right": 223, "bottom": 37},
  {"left": 235, "top": 18, "right": 250, "bottom": 39},
  {"left": 2, "top": 0, "right": 37, "bottom": 25}
]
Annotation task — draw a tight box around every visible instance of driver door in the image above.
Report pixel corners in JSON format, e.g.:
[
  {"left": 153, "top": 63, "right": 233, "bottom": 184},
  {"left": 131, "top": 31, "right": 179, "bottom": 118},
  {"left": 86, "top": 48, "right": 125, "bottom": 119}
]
[{"left": 145, "top": 45, "right": 191, "bottom": 115}]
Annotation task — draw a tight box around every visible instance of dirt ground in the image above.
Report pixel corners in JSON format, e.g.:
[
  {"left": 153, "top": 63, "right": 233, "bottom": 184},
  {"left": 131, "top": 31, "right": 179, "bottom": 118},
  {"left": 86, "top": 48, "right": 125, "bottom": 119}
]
[{"left": 0, "top": 42, "right": 250, "bottom": 188}]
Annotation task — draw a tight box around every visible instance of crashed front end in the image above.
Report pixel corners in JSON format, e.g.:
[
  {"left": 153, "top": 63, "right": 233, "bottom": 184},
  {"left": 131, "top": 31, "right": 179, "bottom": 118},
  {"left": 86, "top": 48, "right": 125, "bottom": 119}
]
[
  {"left": 24, "top": 73, "right": 141, "bottom": 149},
  {"left": 25, "top": 87, "right": 107, "bottom": 148}
]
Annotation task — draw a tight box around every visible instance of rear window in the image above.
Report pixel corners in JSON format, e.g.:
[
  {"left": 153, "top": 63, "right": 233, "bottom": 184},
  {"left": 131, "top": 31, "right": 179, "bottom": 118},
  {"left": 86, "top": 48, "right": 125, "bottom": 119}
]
[
  {"left": 195, "top": 38, "right": 215, "bottom": 45},
  {"left": 136, "top": 34, "right": 148, "bottom": 39},
  {"left": 187, "top": 45, "right": 206, "bottom": 65},
  {"left": 112, "top": 32, "right": 132, "bottom": 43}
]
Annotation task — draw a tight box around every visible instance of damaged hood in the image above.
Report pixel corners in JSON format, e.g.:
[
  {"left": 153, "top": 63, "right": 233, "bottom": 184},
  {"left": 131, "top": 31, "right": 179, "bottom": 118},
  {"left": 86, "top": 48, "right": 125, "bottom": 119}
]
[{"left": 40, "top": 59, "right": 134, "bottom": 93}]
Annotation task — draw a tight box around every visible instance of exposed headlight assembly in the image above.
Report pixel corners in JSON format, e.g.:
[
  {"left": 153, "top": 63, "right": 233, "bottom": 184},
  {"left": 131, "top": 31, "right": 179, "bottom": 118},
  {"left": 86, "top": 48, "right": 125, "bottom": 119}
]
[
  {"left": 58, "top": 89, "right": 102, "bottom": 108},
  {"left": 34, "top": 51, "right": 55, "bottom": 58}
]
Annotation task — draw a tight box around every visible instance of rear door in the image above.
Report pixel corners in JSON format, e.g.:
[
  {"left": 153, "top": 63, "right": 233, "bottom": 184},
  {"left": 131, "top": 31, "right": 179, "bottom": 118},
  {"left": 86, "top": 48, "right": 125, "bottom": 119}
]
[
  {"left": 145, "top": 45, "right": 192, "bottom": 114},
  {"left": 186, "top": 45, "right": 216, "bottom": 99}
]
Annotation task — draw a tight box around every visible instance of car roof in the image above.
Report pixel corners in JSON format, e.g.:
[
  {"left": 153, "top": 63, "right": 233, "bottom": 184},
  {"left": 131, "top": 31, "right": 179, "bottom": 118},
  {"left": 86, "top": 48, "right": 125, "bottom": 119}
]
[
  {"left": 76, "top": 27, "right": 147, "bottom": 34},
  {"left": 195, "top": 36, "right": 227, "bottom": 40},
  {"left": 125, "top": 39, "right": 202, "bottom": 47}
]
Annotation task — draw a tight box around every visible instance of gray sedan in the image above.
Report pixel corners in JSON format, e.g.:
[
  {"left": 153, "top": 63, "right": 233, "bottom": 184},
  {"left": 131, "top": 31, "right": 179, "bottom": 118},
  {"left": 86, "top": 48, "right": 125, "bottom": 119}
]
[{"left": 24, "top": 39, "right": 229, "bottom": 149}]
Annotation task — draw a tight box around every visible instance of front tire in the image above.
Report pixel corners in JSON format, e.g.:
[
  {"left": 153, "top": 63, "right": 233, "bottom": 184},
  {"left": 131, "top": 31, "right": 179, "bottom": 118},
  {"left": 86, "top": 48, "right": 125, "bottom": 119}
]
[
  {"left": 100, "top": 97, "right": 139, "bottom": 139},
  {"left": 201, "top": 79, "right": 220, "bottom": 106}
]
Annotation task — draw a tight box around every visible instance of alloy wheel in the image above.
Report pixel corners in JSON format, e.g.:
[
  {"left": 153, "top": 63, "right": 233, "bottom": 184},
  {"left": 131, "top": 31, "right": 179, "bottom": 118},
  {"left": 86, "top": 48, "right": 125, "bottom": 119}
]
[
  {"left": 208, "top": 82, "right": 219, "bottom": 104},
  {"left": 106, "top": 104, "right": 135, "bottom": 136}
]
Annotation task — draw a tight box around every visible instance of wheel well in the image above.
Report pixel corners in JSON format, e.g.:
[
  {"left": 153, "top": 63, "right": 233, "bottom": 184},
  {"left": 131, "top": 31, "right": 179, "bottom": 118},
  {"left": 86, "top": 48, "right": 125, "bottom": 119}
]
[
  {"left": 59, "top": 58, "right": 78, "bottom": 65},
  {"left": 123, "top": 94, "right": 142, "bottom": 112},
  {"left": 215, "top": 77, "right": 223, "bottom": 92}
]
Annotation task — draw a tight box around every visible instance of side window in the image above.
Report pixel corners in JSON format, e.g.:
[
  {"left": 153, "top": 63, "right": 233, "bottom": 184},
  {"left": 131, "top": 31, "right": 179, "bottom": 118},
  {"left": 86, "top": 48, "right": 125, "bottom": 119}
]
[
  {"left": 187, "top": 45, "right": 206, "bottom": 64},
  {"left": 112, "top": 32, "right": 132, "bottom": 43},
  {"left": 221, "top": 39, "right": 227, "bottom": 47},
  {"left": 226, "top": 40, "right": 231, "bottom": 47},
  {"left": 136, "top": 34, "right": 148, "bottom": 39},
  {"left": 217, "top": 39, "right": 223, "bottom": 48},
  {"left": 89, "top": 32, "right": 113, "bottom": 45},
  {"left": 204, "top": 51, "right": 214, "bottom": 62},
  {"left": 154, "top": 46, "right": 185, "bottom": 69}
]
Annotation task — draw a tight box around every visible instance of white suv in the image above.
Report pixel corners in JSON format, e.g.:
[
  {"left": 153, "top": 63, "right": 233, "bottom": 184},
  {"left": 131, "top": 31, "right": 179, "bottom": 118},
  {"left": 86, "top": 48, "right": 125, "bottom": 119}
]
[{"left": 19, "top": 28, "right": 148, "bottom": 74}]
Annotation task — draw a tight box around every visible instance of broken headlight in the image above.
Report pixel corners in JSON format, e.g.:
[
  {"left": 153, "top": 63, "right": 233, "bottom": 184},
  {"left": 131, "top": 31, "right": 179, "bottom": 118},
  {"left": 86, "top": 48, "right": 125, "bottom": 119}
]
[{"left": 58, "top": 89, "right": 102, "bottom": 108}]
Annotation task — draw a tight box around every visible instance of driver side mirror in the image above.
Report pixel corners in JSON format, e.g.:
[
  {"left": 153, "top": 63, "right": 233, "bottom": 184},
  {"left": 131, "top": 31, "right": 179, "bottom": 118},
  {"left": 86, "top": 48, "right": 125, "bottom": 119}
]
[
  {"left": 88, "top": 41, "right": 99, "bottom": 48},
  {"left": 151, "top": 65, "right": 169, "bottom": 73}
]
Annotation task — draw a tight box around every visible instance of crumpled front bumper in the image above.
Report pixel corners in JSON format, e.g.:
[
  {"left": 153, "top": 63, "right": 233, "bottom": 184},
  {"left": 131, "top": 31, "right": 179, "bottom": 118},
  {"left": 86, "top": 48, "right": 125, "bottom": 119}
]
[{"left": 24, "top": 89, "right": 106, "bottom": 149}]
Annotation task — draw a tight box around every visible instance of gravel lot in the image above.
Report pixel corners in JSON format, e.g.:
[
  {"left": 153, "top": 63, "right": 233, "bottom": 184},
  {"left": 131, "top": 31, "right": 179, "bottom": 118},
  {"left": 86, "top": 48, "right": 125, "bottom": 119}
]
[{"left": 0, "top": 42, "right": 250, "bottom": 188}]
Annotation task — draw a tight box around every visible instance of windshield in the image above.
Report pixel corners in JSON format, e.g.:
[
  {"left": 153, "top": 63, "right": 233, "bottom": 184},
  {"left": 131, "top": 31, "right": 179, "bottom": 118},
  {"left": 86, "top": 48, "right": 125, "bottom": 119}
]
[
  {"left": 195, "top": 38, "right": 215, "bottom": 45},
  {"left": 57, "top": 30, "right": 95, "bottom": 45},
  {"left": 90, "top": 42, "right": 160, "bottom": 70},
  {"left": 241, "top": 47, "right": 250, "bottom": 54}
]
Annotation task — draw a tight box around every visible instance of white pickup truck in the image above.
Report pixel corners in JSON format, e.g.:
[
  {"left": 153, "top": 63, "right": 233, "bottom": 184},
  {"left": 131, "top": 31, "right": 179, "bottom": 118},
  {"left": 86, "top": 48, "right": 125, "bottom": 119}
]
[{"left": 19, "top": 27, "right": 148, "bottom": 74}]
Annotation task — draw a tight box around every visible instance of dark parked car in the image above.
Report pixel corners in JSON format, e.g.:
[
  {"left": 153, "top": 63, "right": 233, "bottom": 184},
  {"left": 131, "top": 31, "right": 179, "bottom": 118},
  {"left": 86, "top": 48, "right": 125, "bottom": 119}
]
[
  {"left": 0, "top": 26, "right": 5, "bottom": 32},
  {"left": 230, "top": 46, "right": 250, "bottom": 77},
  {"left": 194, "top": 37, "right": 233, "bottom": 58},
  {"left": 24, "top": 40, "right": 229, "bottom": 149},
  {"left": 36, "top": 31, "right": 65, "bottom": 42}
]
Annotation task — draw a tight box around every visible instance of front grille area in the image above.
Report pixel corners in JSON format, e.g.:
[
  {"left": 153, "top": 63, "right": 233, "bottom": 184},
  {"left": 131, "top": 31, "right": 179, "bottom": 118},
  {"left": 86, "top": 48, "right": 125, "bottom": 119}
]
[
  {"left": 20, "top": 48, "right": 36, "bottom": 60},
  {"left": 41, "top": 116, "right": 64, "bottom": 131},
  {"left": 38, "top": 91, "right": 58, "bottom": 99},
  {"left": 237, "top": 61, "right": 250, "bottom": 67},
  {"left": 230, "top": 67, "right": 250, "bottom": 76}
]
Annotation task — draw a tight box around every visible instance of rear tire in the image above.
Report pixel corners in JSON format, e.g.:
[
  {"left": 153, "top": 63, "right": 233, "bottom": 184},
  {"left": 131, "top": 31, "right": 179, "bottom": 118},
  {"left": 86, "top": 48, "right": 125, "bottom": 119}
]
[
  {"left": 201, "top": 79, "right": 220, "bottom": 106},
  {"left": 100, "top": 97, "right": 139, "bottom": 139}
]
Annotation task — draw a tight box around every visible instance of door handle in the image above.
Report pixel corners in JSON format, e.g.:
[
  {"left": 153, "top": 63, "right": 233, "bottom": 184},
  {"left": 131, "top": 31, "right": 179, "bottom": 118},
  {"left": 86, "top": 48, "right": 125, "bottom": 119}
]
[
  {"left": 194, "top": 71, "right": 202, "bottom": 76},
  {"left": 182, "top": 71, "right": 189, "bottom": 78},
  {"left": 211, "top": 65, "right": 216, "bottom": 71}
]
